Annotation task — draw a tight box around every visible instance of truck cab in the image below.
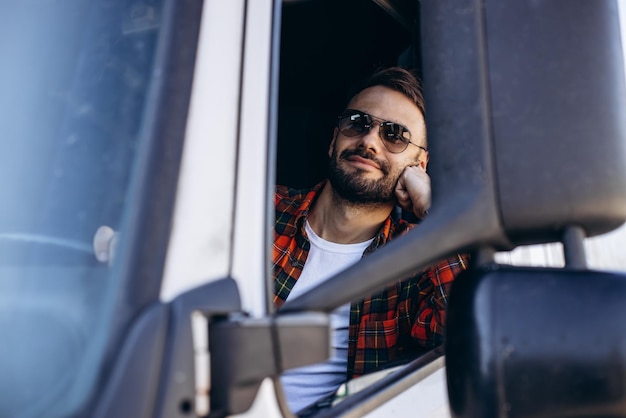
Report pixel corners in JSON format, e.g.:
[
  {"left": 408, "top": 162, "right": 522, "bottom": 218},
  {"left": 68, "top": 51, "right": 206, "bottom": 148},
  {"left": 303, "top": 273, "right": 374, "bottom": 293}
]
[{"left": 2, "top": 1, "right": 626, "bottom": 417}]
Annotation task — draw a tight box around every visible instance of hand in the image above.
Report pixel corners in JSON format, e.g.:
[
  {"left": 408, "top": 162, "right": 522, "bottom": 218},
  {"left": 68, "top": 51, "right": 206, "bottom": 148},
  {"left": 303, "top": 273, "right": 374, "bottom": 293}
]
[{"left": 394, "top": 165, "right": 431, "bottom": 220}]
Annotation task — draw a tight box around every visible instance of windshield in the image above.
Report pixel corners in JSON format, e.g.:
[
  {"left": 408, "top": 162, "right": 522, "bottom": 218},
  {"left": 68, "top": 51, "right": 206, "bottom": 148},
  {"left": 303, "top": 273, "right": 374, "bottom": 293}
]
[{"left": 0, "top": 1, "right": 162, "bottom": 416}]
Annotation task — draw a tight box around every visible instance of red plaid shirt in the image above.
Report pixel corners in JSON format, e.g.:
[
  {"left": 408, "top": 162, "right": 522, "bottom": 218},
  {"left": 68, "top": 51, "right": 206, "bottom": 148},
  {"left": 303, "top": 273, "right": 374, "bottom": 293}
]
[{"left": 273, "top": 181, "right": 469, "bottom": 379}]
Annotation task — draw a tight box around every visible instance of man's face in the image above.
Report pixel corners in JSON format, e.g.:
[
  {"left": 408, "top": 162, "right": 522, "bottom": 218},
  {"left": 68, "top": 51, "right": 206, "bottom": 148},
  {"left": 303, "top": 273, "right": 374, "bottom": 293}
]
[{"left": 328, "top": 85, "right": 428, "bottom": 204}]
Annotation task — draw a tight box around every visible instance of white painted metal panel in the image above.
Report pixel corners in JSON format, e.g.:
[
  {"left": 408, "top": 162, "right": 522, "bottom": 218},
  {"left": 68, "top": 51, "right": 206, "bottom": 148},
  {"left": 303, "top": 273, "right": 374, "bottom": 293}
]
[
  {"left": 231, "top": 379, "right": 285, "bottom": 418},
  {"left": 363, "top": 368, "right": 451, "bottom": 418},
  {"left": 229, "top": 1, "right": 288, "bottom": 417},
  {"left": 160, "top": 0, "right": 246, "bottom": 302},
  {"left": 231, "top": 0, "right": 275, "bottom": 317}
]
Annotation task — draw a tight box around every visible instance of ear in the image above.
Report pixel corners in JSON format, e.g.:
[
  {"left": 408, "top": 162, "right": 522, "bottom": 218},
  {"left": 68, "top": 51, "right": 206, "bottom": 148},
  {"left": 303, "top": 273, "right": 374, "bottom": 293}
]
[{"left": 329, "top": 128, "right": 338, "bottom": 158}]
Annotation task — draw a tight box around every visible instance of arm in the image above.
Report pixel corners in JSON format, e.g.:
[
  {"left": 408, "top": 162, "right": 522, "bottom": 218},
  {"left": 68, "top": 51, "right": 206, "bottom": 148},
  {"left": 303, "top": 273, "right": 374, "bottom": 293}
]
[{"left": 410, "top": 254, "right": 470, "bottom": 347}]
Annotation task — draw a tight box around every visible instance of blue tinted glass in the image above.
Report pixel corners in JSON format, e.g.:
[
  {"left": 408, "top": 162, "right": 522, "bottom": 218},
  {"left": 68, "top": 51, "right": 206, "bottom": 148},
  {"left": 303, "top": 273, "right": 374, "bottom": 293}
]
[{"left": 0, "top": 1, "right": 162, "bottom": 416}]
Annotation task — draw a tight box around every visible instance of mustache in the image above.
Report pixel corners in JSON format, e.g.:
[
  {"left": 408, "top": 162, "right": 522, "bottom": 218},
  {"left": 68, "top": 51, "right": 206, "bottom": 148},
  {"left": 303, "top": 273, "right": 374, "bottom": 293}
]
[{"left": 339, "top": 149, "right": 387, "bottom": 172}]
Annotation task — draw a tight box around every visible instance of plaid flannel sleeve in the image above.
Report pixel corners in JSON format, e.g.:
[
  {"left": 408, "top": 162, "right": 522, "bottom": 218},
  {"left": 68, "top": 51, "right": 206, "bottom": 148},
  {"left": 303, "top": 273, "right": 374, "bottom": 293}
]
[{"left": 410, "top": 253, "right": 470, "bottom": 347}]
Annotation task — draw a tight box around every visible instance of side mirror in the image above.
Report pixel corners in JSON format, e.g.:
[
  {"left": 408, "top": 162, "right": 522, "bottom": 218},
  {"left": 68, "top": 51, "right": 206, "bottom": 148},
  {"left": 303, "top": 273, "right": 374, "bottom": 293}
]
[{"left": 422, "top": 1, "right": 626, "bottom": 417}]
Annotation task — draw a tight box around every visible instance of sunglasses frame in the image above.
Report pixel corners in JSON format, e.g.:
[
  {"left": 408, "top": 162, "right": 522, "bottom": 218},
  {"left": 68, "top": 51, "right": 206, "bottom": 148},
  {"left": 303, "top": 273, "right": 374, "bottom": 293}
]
[{"left": 337, "top": 109, "right": 428, "bottom": 154}]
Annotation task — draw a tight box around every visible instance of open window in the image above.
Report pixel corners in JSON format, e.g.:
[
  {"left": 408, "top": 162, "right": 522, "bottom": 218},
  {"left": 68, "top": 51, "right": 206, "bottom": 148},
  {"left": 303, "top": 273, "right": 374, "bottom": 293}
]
[{"left": 274, "top": 1, "right": 453, "bottom": 416}]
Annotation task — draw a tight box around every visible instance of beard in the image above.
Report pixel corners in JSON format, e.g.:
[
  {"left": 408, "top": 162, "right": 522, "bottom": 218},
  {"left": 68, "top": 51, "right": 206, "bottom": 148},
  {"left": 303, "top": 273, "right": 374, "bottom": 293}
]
[{"left": 328, "top": 147, "right": 399, "bottom": 204}]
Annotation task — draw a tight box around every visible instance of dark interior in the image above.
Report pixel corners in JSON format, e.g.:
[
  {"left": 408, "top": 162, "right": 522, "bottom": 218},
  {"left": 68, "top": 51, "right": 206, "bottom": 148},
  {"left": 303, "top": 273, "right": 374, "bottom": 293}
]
[{"left": 277, "top": 0, "right": 420, "bottom": 189}]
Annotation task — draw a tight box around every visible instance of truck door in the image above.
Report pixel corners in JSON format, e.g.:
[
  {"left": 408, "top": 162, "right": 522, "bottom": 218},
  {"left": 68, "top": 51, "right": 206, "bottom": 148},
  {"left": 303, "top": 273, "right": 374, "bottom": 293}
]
[{"left": 0, "top": 0, "right": 257, "bottom": 417}]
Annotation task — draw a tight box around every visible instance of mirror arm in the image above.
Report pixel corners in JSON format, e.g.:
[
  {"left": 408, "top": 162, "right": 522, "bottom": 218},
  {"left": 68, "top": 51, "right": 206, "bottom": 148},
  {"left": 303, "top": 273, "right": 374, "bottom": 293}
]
[
  {"left": 562, "top": 225, "right": 587, "bottom": 269},
  {"left": 206, "top": 312, "right": 330, "bottom": 417}
]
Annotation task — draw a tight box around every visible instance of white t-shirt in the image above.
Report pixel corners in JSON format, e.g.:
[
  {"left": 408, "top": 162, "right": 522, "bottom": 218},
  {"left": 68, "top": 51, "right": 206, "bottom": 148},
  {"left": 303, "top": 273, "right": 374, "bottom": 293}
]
[{"left": 280, "top": 220, "right": 373, "bottom": 413}]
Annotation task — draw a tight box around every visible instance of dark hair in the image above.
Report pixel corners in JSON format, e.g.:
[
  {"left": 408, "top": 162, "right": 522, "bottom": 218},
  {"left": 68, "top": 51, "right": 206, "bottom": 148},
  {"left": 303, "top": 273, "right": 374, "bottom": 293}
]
[{"left": 349, "top": 67, "right": 425, "bottom": 116}]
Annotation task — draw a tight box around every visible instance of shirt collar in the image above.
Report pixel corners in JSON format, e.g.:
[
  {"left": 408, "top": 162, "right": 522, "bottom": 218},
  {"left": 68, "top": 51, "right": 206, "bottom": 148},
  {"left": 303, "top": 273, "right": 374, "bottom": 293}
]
[{"left": 292, "top": 181, "right": 325, "bottom": 236}]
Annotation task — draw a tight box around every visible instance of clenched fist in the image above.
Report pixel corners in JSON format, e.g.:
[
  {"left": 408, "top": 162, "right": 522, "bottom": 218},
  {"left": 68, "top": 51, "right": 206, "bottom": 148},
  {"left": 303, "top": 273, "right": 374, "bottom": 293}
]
[{"left": 394, "top": 165, "right": 431, "bottom": 220}]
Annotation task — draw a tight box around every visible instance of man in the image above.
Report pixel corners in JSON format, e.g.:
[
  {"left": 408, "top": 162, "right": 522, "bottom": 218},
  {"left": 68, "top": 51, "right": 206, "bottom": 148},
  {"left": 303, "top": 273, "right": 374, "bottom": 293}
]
[{"left": 273, "top": 67, "right": 469, "bottom": 414}]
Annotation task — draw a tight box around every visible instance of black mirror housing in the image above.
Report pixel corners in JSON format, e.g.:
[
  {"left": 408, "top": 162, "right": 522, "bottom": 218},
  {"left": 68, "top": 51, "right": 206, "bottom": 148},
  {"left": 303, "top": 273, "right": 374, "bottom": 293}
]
[
  {"left": 422, "top": 0, "right": 626, "bottom": 250},
  {"left": 446, "top": 266, "right": 626, "bottom": 418}
]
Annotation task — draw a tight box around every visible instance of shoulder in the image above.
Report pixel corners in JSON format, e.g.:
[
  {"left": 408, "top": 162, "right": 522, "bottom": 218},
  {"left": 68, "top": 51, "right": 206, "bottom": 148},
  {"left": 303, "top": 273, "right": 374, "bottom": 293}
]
[
  {"left": 275, "top": 184, "right": 312, "bottom": 211},
  {"left": 275, "top": 182, "right": 325, "bottom": 212},
  {"left": 275, "top": 184, "right": 307, "bottom": 201}
]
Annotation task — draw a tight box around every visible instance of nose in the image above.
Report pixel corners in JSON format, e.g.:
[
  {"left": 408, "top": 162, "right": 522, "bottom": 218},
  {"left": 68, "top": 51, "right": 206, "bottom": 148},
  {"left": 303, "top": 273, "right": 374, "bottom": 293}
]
[{"left": 356, "top": 124, "right": 383, "bottom": 152}]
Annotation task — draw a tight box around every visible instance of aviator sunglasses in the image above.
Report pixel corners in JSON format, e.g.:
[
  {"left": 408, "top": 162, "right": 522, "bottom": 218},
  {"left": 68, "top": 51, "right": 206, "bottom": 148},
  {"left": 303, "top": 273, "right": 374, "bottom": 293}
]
[{"left": 337, "top": 109, "right": 427, "bottom": 154}]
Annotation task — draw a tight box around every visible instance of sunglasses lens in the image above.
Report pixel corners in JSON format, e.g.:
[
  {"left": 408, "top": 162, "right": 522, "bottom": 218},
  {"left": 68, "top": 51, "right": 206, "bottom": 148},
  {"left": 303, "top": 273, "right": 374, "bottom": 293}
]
[
  {"left": 338, "top": 110, "right": 412, "bottom": 153},
  {"left": 338, "top": 112, "right": 370, "bottom": 137},
  {"left": 380, "top": 122, "right": 410, "bottom": 152}
]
